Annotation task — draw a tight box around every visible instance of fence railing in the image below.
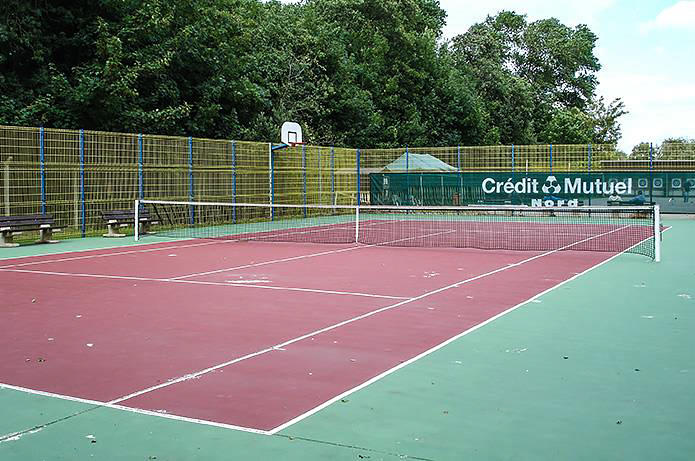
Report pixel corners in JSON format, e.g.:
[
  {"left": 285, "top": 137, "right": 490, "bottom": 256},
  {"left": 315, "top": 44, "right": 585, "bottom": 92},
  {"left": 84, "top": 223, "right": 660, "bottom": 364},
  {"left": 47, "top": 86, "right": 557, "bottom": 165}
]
[{"left": 1, "top": 124, "right": 693, "bottom": 237}]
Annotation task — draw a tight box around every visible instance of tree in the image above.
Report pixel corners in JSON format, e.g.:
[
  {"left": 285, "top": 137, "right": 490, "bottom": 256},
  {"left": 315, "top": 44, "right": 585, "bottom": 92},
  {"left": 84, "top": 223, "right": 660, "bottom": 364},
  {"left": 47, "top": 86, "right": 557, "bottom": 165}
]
[
  {"left": 0, "top": 1, "right": 632, "bottom": 148},
  {"left": 587, "top": 97, "right": 627, "bottom": 144},
  {"left": 539, "top": 107, "right": 594, "bottom": 144},
  {"left": 449, "top": 12, "right": 535, "bottom": 144},
  {"left": 448, "top": 11, "right": 604, "bottom": 144}
]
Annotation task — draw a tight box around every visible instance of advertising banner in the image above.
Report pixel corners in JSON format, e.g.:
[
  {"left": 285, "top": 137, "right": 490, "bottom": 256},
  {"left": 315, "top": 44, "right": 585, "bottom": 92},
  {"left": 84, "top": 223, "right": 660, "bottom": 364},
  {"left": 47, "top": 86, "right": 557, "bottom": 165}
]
[{"left": 369, "top": 172, "right": 695, "bottom": 213}]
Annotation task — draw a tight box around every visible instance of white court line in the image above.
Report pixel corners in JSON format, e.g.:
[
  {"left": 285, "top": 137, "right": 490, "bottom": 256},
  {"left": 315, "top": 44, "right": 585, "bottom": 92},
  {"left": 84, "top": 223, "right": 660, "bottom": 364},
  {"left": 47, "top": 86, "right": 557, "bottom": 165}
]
[
  {"left": 0, "top": 268, "right": 407, "bottom": 301},
  {"left": 103, "top": 226, "right": 628, "bottom": 411},
  {"left": 0, "top": 223, "right": 649, "bottom": 437},
  {"left": 222, "top": 283, "right": 409, "bottom": 300},
  {"left": 0, "top": 239, "right": 234, "bottom": 270},
  {"left": 0, "top": 382, "right": 269, "bottom": 437},
  {"left": 0, "top": 220, "right": 391, "bottom": 274},
  {"left": 170, "top": 229, "right": 457, "bottom": 280},
  {"left": 0, "top": 220, "right": 369, "bottom": 270},
  {"left": 268, "top": 228, "right": 650, "bottom": 434}
]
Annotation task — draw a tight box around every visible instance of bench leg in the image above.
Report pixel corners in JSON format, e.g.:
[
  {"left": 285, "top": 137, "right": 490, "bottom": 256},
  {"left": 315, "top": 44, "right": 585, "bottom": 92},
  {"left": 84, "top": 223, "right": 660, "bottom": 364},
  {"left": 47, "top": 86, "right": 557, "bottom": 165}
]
[
  {"left": 0, "top": 231, "right": 20, "bottom": 248},
  {"left": 36, "top": 228, "right": 60, "bottom": 244},
  {"left": 103, "top": 223, "right": 126, "bottom": 238},
  {"left": 140, "top": 222, "right": 156, "bottom": 235}
]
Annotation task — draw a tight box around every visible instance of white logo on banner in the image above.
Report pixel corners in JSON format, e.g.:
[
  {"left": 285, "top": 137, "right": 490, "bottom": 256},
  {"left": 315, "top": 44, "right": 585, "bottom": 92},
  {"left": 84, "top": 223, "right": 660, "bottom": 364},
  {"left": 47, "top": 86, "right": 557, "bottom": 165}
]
[
  {"left": 541, "top": 175, "right": 561, "bottom": 194},
  {"left": 481, "top": 176, "right": 633, "bottom": 207}
]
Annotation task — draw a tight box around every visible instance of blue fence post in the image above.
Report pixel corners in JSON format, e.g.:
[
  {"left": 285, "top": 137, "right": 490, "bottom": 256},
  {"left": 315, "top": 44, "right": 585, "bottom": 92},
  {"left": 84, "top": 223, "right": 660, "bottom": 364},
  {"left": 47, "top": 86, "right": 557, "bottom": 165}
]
[
  {"left": 649, "top": 142, "right": 654, "bottom": 202},
  {"left": 511, "top": 144, "right": 515, "bottom": 173},
  {"left": 138, "top": 134, "right": 144, "bottom": 205},
  {"left": 330, "top": 147, "right": 335, "bottom": 207},
  {"left": 231, "top": 141, "right": 236, "bottom": 224},
  {"left": 40, "top": 127, "right": 46, "bottom": 214},
  {"left": 405, "top": 145, "right": 410, "bottom": 205},
  {"left": 188, "top": 137, "right": 194, "bottom": 224},
  {"left": 587, "top": 143, "right": 592, "bottom": 205},
  {"left": 269, "top": 143, "right": 274, "bottom": 221},
  {"left": 356, "top": 149, "right": 361, "bottom": 206},
  {"left": 457, "top": 145, "right": 463, "bottom": 204},
  {"left": 302, "top": 144, "right": 307, "bottom": 218},
  {"left": 79, "top": 129, "right": 86, "bottom": 237},
  {"left": 549, "top": 144, "right": 553, "bottom": 173},
  {"left": 318, "top": 147, "right": 322, "bottom": 204},
  {"left": 138, "top": 134, "right": 144, "bottom": 201}
]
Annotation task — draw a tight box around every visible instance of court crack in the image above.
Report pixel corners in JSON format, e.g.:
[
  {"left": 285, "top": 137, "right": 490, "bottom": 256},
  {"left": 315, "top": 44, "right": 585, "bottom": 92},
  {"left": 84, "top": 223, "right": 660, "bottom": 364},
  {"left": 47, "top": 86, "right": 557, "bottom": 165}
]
[{"left": 275, "top": 433, "right": 436, "bottom": 461}]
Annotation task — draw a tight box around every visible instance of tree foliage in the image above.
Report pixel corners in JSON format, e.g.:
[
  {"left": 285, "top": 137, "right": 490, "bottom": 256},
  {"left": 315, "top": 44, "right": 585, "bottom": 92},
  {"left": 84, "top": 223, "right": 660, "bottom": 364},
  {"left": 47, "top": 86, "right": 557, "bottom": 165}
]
[{"left": 0, "top": 1, "right": 630, "bottom": 148}]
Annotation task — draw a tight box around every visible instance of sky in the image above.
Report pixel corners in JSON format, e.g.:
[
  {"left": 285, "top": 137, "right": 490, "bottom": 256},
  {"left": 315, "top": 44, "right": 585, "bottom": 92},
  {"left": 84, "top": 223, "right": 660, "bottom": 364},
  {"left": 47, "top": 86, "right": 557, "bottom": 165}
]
[
  {"left": 278, "top": 1, "right": 694, "bottom": 151},
  {"left": 439, "top": 0, "right": 695, "bottom": 152}
]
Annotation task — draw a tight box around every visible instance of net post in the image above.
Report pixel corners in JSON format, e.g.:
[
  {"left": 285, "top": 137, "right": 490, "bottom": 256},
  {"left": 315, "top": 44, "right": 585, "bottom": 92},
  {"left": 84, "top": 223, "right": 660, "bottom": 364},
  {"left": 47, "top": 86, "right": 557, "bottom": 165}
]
[
  {"left": 355, "top": 205, "right": 360, "bottom": 243},
  {"left": 134, "top": 199, "right": 140, "bottom": 241},
  {"left": 654, "top": 204, "right": 661, "bottom": 262}
]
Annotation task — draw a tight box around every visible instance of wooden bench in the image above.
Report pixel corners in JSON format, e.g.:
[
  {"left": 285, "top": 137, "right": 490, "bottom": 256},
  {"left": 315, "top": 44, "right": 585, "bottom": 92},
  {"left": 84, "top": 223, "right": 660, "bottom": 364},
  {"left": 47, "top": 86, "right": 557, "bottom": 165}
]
[
  {"left": 607, "top": 200, "right": 655, "bottom": 206},
  {"left": 0, "top": 214, "right": 61, "bottom": 248},
  {"left": 101, "top": 208, "right": 158, "bottom": 238},
  {"left": 476, "top": 198, "right": 512, "bottom": 205}
]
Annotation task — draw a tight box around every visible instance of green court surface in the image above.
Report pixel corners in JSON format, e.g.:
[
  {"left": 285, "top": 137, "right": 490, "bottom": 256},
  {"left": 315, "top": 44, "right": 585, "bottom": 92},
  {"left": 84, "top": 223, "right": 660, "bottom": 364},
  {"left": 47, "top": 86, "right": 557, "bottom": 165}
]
[{"left": 1, "top": 219, "right": 694, "bottom": 460}]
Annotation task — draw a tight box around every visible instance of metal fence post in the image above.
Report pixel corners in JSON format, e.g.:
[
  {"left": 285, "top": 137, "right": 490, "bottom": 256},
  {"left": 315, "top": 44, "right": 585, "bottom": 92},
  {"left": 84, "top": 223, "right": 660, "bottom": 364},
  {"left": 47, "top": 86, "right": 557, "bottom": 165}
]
[
  {"left": 511, "top": 144, "right": 515, "bottom": 173},
  {"left": 405, "top": 145, "right": 410, "bottom": 204},
  {"left": 79, "top": 129, "right": 86, "bottom": 237},
  {"left": 3, "top": 157, "right": 10, "bottom": 216},
  {"left": 457, "top": 145, "right": 463, "bottom": 204},
  {"left": 587, "top": 143, "right": 592, "bottom": 205},
  {"left": 356, "top": 149, "right": 361, "bottom": 206},
  {"left": 269, "top": 142, "right": 274, "bottom": 220},
  {"left": 302, "top": 144, "right": 307, "bottom": 218},
  {"left": 649, "top": 142, "right": 654, "bottom": 201},
  {"left": 331, "top": 147, "right": 335, "bottom": 207},
  {"left": 138, "top": 134, "right": 144, "bottom": 200},
  {"left": 231, "top": 140, "right": 236, "bottom": 224},
  {"left": 549, "top": 144, "right": 553, "bottom": 173},
  {"left": 40, "top": 127, "right": 46, "bottom": 214},
  {"left": 188, "top": 136, "right": 194, "bottom": 224}
]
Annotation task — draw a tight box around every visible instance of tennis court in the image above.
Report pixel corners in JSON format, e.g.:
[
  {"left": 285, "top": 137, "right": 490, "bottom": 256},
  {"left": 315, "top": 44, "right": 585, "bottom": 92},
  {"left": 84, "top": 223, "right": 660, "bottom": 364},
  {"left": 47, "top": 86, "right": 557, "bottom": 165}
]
[{"left": 2, "top": 205, "right": 694, "bottom": 460}]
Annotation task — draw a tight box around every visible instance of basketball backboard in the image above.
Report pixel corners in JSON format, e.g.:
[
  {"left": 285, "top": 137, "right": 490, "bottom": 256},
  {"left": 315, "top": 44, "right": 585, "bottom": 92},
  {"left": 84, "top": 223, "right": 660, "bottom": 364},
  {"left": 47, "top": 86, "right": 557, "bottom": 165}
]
[{"left": 281, "top": 121, "right": 303, "bottom": 145}]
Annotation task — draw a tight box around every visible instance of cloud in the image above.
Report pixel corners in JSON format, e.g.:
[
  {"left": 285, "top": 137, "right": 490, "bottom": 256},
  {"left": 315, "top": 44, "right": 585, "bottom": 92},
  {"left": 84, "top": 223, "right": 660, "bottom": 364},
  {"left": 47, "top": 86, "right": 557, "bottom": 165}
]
[
  {"left": 641, "top": 1, "right": 695, "bottom": 32},
  {"left": 598, "top": 70, "right": 695, "bottom": 151}
]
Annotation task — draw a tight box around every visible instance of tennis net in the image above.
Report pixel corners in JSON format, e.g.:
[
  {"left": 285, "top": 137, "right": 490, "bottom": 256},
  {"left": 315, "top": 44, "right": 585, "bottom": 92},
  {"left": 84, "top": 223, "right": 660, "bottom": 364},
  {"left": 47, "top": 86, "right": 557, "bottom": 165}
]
[{"left": 136, "top": 200, "right": 661, "bottom": 260}]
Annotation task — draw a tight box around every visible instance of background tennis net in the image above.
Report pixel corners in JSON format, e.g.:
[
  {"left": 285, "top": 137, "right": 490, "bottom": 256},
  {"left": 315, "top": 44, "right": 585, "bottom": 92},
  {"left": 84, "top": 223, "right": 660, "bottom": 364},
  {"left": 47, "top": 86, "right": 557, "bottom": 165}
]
[{"left": 136, "top": 200, "right": 661, "bottom": 260}]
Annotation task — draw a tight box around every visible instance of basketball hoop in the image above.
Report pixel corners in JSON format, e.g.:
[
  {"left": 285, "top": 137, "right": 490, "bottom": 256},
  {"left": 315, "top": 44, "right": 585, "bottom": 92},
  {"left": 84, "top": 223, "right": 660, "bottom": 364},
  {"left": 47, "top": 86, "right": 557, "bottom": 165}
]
[{"left": 288, "top": 142, "right": 306, "bottom": 148}]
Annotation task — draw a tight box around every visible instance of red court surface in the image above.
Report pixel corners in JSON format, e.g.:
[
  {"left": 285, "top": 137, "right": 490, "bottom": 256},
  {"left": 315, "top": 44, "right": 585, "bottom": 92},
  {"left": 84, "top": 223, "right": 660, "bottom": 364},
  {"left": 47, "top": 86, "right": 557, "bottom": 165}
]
[{"left": 0, "top": 238, "right": 626, "bottom": 433}]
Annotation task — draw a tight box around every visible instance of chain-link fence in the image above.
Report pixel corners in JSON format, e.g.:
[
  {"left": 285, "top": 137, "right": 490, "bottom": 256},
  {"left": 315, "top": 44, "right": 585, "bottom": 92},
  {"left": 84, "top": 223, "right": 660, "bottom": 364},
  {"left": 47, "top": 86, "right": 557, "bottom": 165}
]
[{"left": 1, "top": 124, "right": 693, "bottom": 238}]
